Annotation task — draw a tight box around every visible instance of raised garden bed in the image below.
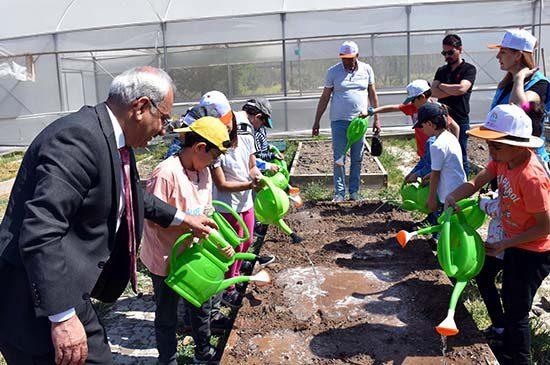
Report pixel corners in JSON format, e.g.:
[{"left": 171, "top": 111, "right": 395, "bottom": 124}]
[
  {"left": 290, "top": 140, "right": 388, "bottom": 189},
  {"left": 221, "top": 201, "right": 496, "bottom": 364}
]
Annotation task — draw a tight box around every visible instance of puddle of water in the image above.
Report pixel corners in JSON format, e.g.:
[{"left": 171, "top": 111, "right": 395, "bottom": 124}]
[
  {"left": 276, "top": 267, "right": 407, "bottom": 326},
  {"left": 249, "top": 330, "right": 313, "bottom": 364}
]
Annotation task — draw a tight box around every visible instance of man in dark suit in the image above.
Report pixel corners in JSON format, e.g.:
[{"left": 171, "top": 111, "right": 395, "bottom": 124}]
[{"left": 0, "top": 66, "right": 216, "bottom": 364}]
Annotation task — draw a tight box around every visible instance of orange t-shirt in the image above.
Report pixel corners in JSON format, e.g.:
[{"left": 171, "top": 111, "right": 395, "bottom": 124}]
[
  {"left": 486, "top": 151, "right": 550, "bottom": 252},
  {"left": 140, "top": 155, "right": 213, "bottom": 276}
]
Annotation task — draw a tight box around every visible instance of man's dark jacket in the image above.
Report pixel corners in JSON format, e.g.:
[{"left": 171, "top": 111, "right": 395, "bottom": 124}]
[{"left": 0, "top": 102, "right": 176, "bottom": 354}]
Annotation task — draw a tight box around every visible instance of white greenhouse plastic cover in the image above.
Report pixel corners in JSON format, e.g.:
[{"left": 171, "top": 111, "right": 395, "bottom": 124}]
[
  {"left": 0, "top": 0, "right": 542, "bottom": 54},
  {"left": 0, "top": 0, "right": 547, "bottom": 145}
]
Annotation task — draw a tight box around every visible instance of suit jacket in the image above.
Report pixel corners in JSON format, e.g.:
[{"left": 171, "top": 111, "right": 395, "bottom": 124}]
[{"left": 0, "top": 102, "right": 176, "bottom": 354}]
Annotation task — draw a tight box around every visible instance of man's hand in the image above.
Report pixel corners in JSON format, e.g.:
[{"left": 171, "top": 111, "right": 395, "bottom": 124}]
[
  {"left": 219, "top": 244, "right": 235, "bottom": 258},
  {"left": 426, "top": 196, "right": 439, "bottom": 213},
  {"left": 51, "top": 315, "right": 88, "bottom": 365},
  {"left": 312, "top": 122, "right": 320, "bottom": 137},
  {"left": 183, "top": 214, "right": 217, "bottom": 239},
  {"left": 372, "top": 118, "right": 381, "bottom": 134},
  {"left": 421, "top": 173, "right": 431, "bottom": 186}
]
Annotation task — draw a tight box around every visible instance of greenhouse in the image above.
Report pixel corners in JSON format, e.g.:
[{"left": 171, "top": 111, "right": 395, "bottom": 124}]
[{"left": 0, "top": 0, "right": 547, "bottom": 145}]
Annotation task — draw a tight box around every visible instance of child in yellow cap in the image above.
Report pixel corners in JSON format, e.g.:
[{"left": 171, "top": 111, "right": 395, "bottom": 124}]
[{"left": 141, "top": 116, "right": 233, "bottom": 364}]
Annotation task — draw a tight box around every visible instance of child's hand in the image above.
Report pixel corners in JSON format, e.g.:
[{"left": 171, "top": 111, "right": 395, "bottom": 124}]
[
  {"left": 421, "top": 173, "right": 431, "bottom": 186},
  {"left": 268, "top": 163, "right": 280, "bottom": 173},
  {"left": 404, "top": 173, "right": 418, "bottom": 183},
  {"left": 444, "top": 194, "right": 460, "bottom": 212},
  {"left": 426, "top": 196, "right": 439, "bottom": 213},
  {"left": 275, "top": 152, "right": 284, "bottom": 160},
  {"left": 484, "top": 241, "right": 507, "bottom": 257},
  {"left": 219, "top": 244, "right": 235, "bottom": 258}
]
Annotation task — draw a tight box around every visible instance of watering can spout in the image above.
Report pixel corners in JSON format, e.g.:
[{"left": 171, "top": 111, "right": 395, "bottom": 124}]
[{"left": 436, "top": 309, "right": 459, "bottom": 337}]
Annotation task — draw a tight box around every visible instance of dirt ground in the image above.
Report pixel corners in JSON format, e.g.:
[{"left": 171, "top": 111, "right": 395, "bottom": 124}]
[
  {"left": 221, "top": 201, "right": 496, "bottom": 364},
  {"left": 293, "top": 141, "right": 381, "bottom": 175},
  {"left": 468, "top": 135, "right": 550, "bottom": 169}
]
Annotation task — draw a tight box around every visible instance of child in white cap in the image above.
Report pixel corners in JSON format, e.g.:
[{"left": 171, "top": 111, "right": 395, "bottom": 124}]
[
  {"left": 445, "top": 104, "right": 550, "bottom": 365},
  {"left": 368, "top": 79, "right": 460, "bottom": 183}
]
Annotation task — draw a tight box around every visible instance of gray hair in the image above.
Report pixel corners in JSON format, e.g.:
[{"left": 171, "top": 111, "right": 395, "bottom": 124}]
[{"left": 107, "top": 66, "right": 176, "bottom": 107}]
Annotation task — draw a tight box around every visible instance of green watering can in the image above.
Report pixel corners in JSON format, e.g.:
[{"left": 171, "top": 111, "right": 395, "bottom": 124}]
[
  {"left": 400, "top": 181, "right": 431, "bottom": 214},
  {"left": 264, "top": 146, "right": 290, "bottom": 191},
  {"left": 335, "top": 116, "right": 369, "bottom": 166},
  {"left": 209, "top": 200, "right": 250, "bottom": 249},
  {"left": 254, "top": 176, "right": 302, "bottom": 243},
  {"left": 165, "top": 230, "right": 271, "bottom": 308},
  {"left": 396, "top": 201, "right": 485, "bottom": 336},
  {"left": 400, "top": 182, "right": 486, "bottom": 230}
]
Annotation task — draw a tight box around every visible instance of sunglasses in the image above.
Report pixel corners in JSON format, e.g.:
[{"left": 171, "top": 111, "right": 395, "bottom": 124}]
[{"left": 441, "top": 49, "right": 456, "bottom": 57}]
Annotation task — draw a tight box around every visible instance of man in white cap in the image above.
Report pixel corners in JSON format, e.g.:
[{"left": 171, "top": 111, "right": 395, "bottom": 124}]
[
  {"left": 312, "top": 40, "right": 381, "bottom": 202},
  {"left": 445, "top": 104, "right": 549, "bottom": 365}
]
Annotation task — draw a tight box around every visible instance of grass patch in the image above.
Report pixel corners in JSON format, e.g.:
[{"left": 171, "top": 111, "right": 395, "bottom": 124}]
[
  {"left": 283, "top": 140, "right": 298, "bottom": 169},
  {"left": 0, "top": 151, "right": 24, "bottom": 181},
  {"left": 301, "top": 181, "right": 332, "bottom": 201}
]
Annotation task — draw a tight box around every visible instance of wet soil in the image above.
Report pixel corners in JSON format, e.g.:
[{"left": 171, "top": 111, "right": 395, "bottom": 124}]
[
  {"left": 222, "top": 201, "right": 496, "bottom": 364},
  {"left": 293, "top": 141, "right": 382, "bottom": 175}
]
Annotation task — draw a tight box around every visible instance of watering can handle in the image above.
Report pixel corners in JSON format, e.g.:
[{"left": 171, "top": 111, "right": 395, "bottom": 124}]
[
  {"left": 169, "top": 233, "right": 193, "bottom": 273},
  {"left": 260, "top": 176, "right": 276, "bottom": 191},
  {"left": 440, "top": 208, "right": 459, "bottom": 277},
  {"left": 211, "top": 200, "right": 250, "bottom": 242}
]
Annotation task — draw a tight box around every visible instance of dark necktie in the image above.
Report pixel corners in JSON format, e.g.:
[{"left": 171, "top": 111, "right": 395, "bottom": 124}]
[{"left": 119, "top": 147, "right": 138, "bottom": 292}]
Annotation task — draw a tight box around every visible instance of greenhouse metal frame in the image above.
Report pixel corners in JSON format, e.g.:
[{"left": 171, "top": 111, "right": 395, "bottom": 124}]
[{"left": 0, "top": 0, "right": 547, "bottom": 145}]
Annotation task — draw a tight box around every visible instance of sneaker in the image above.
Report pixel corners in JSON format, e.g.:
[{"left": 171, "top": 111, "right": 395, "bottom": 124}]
[
  {"left": 332, "top": 195, "right": 345, "bottom": 203},
  {"left": 349, "top": 192, "right": 360, "bottom": 201},
  {"left": 290, "top": 232, "right": 303, "bottom": 244},
  {"left": 221, "top": 290, "right": 241, "bottom": 309},
  {"left": 257, "top": 255, "right": 275, "bottom": 267},
  {"left": 482, "top": 325, "right": 505, "bottom": 342},
  {"left": 240, "top": 260, "right": 253, "bottom": 273},
  {"left": 193, "top": 346, "right": 218, "bottom": 364},
  {"left": 210, "top": 312, "right": 232, "bottom": 329}
]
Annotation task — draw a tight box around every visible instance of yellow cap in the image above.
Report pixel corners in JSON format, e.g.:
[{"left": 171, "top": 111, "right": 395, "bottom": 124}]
[{"left": 173, "top": 116, "right": 231, "bottom": 153}]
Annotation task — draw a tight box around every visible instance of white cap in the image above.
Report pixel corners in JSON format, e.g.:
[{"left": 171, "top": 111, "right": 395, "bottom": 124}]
[
  {"left": 403, "top": 79, "right": 431, "bottom": 104},
  {"left": 339, "top": 41, "right": 359, "bottom": 58},
  {"left": 198, "top": 90, "right": 233, "bottom": 126},
  {"left": 467, "top": 104, "right": 543, "bottom": 148},
  {"left": 488, "top": 29, "right": 537, "bottom": 53}
]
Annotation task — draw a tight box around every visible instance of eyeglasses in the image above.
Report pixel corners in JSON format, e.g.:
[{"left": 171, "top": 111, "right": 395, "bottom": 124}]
[
  {"left": 149, "top": 98, "right": 173, "bottom": 130},
  {"left": 441, "top": 49, "right": 456, "bottom": 57}
]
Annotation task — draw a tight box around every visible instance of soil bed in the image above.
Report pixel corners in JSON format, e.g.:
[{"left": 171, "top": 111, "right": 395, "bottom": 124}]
[
  {"left": 222, "top": 201, "right": 496, "bottom": 364},
  {"left": 293, "top": 140, "right": 381, "bottom": 175},
  {"left": 291, "top": 141, "right": 387, "bottom": 189}
]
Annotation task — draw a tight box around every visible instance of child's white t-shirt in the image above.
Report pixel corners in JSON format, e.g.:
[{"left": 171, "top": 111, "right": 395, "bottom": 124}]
[
  {"left": 213, "top": 123, "right": 256, "bottom": 213},
  {"left": 430, "top": 130, "right": 466, "bottom": 203}
]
